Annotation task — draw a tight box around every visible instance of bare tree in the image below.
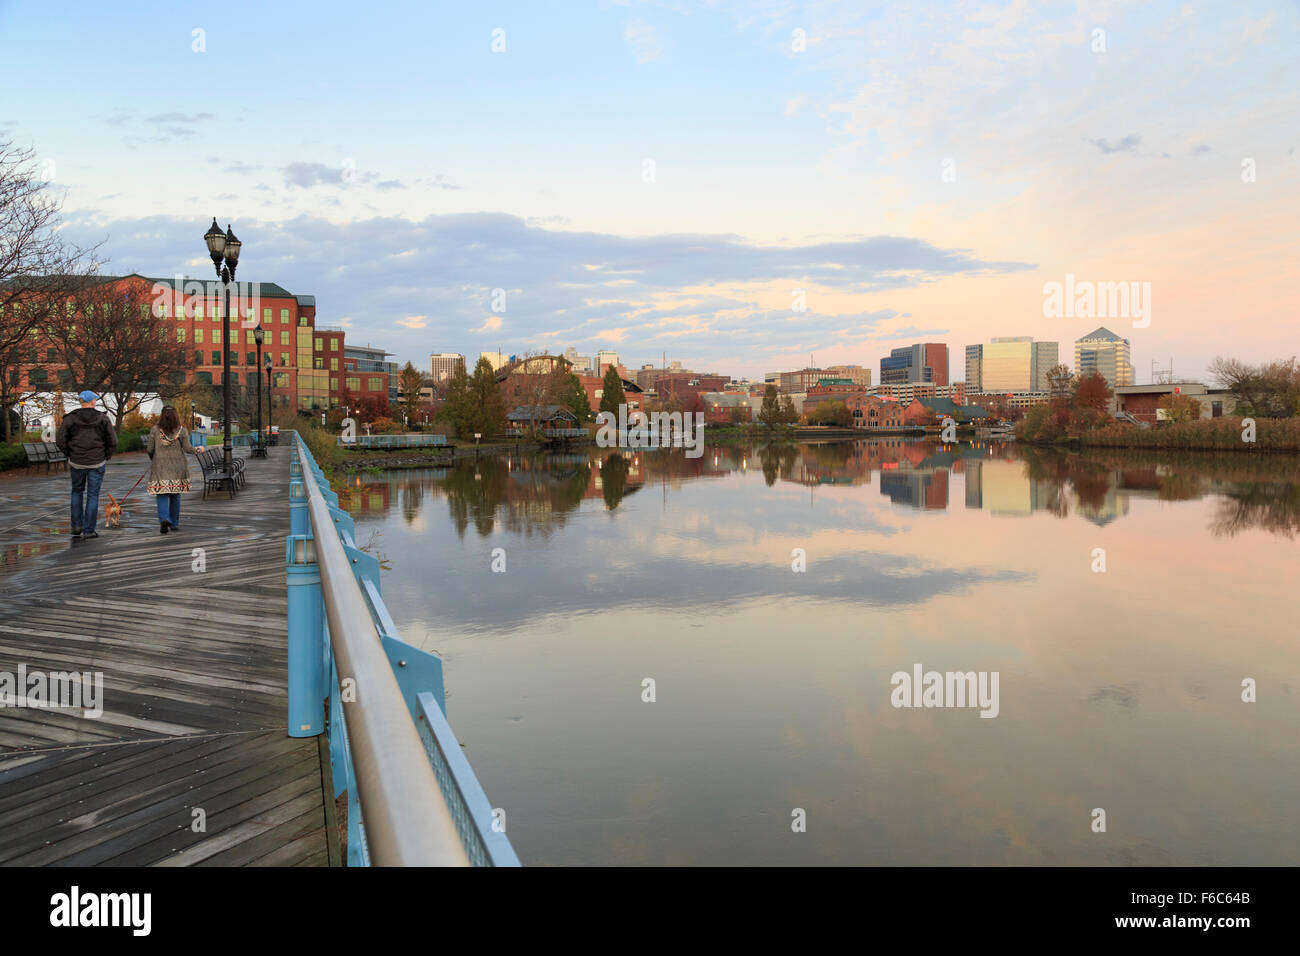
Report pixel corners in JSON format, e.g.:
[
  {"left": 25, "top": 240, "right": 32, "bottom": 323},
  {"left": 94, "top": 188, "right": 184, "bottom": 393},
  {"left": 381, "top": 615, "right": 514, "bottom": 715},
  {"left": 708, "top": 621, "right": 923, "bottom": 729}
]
[
  {"left": 1208, "top": 356, "right": 1300, "bottom": 418},
  {"left": 510, "top": 352, "right": 571, "bottom": 437},
  {"left": 49, "top": 279, "right": 192, "bottom": 429},
  {"left": 0, "top": 139, "right": 101, "bottom": 440}
]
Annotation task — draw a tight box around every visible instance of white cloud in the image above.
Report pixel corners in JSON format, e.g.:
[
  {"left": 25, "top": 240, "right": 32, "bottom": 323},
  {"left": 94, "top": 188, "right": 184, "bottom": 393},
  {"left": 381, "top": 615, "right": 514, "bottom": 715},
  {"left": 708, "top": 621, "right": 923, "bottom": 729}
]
[
  {"left": 397, "top": 315, "right": 428, "bottom": 329},
  {"left": 624, "top": 19, "right": 661, "bottom": 63}
]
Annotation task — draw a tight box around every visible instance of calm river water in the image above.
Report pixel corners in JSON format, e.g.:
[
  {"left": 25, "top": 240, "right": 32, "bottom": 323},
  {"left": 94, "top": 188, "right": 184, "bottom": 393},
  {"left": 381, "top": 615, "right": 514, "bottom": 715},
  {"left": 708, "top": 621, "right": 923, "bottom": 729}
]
[{"left": 339, "top": 439, "right": 1300, "bottom": 865}]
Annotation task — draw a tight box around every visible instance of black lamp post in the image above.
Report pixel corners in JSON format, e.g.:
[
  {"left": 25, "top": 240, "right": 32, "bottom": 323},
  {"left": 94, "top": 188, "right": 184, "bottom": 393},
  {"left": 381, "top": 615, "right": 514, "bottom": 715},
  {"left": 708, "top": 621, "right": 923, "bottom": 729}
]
[
  {"left": 252, "top": 325, "right": 266, "bottom": 458},
  {"left": 203, "top": 218, "right": 241, "bottom": 489},
  {"left": 265, "top": 353, "right": 273, "bottom": 448}
]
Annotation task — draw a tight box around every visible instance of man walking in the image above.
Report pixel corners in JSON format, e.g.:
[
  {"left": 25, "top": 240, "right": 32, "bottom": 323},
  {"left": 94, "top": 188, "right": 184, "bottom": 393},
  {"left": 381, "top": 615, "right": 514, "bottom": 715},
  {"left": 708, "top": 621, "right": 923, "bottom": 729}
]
[{"left": 55, "top": 391, "right": 117, "bottom": 539}]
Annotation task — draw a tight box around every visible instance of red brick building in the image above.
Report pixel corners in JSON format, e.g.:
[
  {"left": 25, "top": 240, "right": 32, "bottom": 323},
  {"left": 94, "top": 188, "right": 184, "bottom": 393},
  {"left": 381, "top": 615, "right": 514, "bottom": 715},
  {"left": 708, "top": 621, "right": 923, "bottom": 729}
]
[
  {"left": 8, "top": 273, "right": 331, "bottom": 414},
  {"left": 655, "top": 371, "right": 729, "bottom": 412},
  {"left": 846, "top": 394, "right": 906, "bottom": 429}
]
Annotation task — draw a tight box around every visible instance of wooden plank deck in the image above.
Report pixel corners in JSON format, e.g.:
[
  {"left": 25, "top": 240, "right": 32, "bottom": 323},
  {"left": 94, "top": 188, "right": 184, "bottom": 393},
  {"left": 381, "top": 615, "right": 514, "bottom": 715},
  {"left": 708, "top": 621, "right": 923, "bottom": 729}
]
[{"left": 0, "top": 445, "right": 334, "bottom": 866}]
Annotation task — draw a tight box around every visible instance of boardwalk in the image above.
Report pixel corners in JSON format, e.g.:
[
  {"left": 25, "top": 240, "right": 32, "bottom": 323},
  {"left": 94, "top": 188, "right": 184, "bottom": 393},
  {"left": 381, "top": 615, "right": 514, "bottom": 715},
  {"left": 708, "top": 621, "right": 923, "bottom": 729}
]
[{"left": 0, "top": 446, "right": 335, "bottom": 866}]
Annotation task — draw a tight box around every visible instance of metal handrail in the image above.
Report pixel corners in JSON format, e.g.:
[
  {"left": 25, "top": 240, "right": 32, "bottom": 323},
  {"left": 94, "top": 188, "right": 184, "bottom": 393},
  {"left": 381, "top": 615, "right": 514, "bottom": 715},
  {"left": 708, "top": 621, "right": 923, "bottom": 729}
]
[{"left": 297, "top": 447, "right": 470, "bottom": 866}]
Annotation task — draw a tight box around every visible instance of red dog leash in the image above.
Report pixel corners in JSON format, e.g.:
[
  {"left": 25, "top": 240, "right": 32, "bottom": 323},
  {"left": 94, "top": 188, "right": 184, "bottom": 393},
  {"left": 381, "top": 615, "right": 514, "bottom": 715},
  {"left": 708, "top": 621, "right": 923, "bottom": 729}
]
[{"left": 118, "top": 470, "right": 149, "bottom": 503}]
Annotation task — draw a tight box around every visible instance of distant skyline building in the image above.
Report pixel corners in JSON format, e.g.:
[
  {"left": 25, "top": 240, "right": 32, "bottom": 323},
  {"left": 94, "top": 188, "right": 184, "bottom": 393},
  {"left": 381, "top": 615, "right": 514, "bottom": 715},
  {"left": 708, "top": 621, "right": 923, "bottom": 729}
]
[
  {"left": 563, "top": 346, "right": 592, "bottom": 375},
  {"left": 966, "top": 337, "right": 1057, "bottom": 392},
  {"left": 1074, "top": 326, "right": 1134, "bottom": 388},
  {"left": 825, "top": 364, "right": 872, "bottom": 387},
  {"left": 880, "top": 343, "right": 948, "bottom": 386},
  {"left": 596, "top": 349, "right": 619, "bottom": 373},
  {"left": 429, "top": 352, "right": 465, "bottom": 383},
  {"left": 479, "top": 350, "right": 509, "bottom": 372}
]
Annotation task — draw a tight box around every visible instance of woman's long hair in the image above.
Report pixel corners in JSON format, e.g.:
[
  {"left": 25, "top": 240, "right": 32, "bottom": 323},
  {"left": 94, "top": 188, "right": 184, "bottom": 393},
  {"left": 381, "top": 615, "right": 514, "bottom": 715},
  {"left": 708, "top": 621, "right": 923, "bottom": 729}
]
[{"left": 158, "top": 406, "right": 181, "bottom": 435}]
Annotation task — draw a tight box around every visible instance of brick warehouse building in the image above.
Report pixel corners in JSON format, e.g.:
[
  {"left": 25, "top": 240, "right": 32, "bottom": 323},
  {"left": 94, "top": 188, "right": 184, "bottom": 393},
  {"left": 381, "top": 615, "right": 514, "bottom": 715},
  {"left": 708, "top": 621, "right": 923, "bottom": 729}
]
[{"left": 5, "top": 273, "right": 344, "bottom": 415}]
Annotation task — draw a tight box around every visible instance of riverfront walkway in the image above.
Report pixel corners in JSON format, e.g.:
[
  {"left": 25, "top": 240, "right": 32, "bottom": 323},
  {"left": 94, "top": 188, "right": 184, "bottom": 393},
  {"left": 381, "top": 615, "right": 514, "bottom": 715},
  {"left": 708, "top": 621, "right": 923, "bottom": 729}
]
[{"left": 0, "top": 447, "right": 335, "bottom": 866}]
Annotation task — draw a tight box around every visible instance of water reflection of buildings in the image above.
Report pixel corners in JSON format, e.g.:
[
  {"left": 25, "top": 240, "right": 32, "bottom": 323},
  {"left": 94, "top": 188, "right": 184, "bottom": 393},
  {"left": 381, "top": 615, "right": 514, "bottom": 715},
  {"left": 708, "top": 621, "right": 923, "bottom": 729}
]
[
  {"left": 335, "top": 442, "right": 1298, "bottom": 537},
  {"left": 962, "top": 457, "right": 1129, "bottom": 524}
]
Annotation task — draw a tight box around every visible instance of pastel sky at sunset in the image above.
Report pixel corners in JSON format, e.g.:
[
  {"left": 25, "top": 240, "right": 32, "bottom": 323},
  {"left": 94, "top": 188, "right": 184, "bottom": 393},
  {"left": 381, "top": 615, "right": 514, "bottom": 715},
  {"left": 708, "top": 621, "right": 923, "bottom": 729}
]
[{"left": 1, "top": 0, "right": 1296, "bottom": 381}]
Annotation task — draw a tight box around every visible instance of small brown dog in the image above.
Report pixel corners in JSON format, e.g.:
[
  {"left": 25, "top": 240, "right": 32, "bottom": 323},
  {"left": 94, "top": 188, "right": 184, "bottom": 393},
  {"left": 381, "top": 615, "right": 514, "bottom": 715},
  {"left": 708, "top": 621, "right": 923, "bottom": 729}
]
[{"left": 104, "top": 493, "right": 123, "bottom": 529}]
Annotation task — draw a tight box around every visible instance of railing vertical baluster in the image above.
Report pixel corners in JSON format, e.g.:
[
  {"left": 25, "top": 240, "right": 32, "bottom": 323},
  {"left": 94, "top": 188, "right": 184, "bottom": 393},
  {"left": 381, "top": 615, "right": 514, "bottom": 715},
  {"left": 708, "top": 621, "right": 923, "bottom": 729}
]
[{"left": 286, "top": 535, "right": 326, "bottom": 737}]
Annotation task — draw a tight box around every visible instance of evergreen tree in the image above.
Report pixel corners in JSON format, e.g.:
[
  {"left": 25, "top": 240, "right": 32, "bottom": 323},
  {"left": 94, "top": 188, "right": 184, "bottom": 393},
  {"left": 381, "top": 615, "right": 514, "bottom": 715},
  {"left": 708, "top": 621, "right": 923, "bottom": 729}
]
[
  {"left": 599, "top": 365, "right": 626, "bottom": 415},
  {"left": 441, "top": 360, "right": 473, "bottom": 437},
  {"left": 759, "top": 384, "right": 781, "bottom": 428},
  {"left": 563, "top": 373, "right": 594, "bottom": 423},
  {"left": 468, "top": 356, "right": 506, "bottom": 437},
  {"left": 779, "top": 394, "right": 799, "bottom": 425}
]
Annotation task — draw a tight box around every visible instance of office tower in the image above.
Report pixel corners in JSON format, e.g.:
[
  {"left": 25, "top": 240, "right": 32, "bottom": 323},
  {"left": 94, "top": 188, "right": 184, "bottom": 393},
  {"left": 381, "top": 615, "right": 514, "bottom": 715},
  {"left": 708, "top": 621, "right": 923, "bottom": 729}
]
[
  {"left": 1074, "top": 327, "right": 1134, "bottom": 387},
  {"left": 429, "top": 352, "right": 465, "bottom": 383},
  {"left": 880, "top": 343, "right": 948, "bottom": 386}
]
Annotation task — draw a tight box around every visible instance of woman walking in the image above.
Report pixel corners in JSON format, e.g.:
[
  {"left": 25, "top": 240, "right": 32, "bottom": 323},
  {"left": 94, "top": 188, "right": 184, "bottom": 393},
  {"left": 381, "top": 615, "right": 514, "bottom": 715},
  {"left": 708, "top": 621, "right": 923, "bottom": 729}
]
[{"left": 147, "top": 405, "right": 203, "bottom": 534}]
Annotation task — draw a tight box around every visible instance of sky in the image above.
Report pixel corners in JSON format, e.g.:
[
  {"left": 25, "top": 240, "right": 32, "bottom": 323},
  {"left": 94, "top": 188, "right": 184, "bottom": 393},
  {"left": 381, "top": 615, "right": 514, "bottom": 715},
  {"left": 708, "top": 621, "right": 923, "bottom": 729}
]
[{"left": 0, "top": 0, "right": 1296, "bottom": 383}]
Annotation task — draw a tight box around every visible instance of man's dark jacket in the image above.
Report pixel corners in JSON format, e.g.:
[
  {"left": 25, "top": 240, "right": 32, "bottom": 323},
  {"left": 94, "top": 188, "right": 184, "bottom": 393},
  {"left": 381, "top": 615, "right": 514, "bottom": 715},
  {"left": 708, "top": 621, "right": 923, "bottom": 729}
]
[{"left": 56, "top": 408, "right": 118, "bottom": 467}]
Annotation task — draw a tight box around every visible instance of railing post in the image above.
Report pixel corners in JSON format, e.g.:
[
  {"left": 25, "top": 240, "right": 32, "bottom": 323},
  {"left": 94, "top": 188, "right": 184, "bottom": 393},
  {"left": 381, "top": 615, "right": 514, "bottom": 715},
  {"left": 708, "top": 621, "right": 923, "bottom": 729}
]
[
  {"left": 286, "top": 534, "right": 326, "bottom": 736},
  {"left": 289, "top": 478, "right": 309, "bottom": 536}
]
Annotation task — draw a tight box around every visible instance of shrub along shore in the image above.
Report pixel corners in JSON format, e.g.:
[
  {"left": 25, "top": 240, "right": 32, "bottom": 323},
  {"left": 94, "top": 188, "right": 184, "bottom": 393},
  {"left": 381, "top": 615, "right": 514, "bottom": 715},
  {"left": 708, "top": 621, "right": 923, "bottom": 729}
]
[{"left": 1077, "top": 417, "right": 1300, "bottom": 453}]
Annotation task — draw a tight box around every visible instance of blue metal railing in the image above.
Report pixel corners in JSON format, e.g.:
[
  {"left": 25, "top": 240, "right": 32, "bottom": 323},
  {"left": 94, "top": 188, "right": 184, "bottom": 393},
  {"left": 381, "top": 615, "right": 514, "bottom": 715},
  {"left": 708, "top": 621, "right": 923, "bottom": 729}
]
[
  {"left": 286, "top": 433, "right": 520, "bottom": 866},
  {"left": 337, "top": 433, "right": 447, "bottom": 449}
]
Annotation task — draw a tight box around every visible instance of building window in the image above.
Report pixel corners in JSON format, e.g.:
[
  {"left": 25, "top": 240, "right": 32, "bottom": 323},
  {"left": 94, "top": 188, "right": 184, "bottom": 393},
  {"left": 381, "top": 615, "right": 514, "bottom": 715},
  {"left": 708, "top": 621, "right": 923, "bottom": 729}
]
[
  {"left": 314, "top": 358, "right": 324, "bottom": 370},
  {"left": 213, "top": 330, "right": 221, "bottom": 346},
  {"left": 195, "top": 328, "right": 204, "bottom": 344},
  {"left": 280, "top": 352, "right": 289, "bottom": 367},
  {"left": 279, "top": 308, "right": 289, "bottom": 323},
  {"left": 329, "top": 358, "right": 338, "bottom": 371},
  {"left": 314, "top": 337, "right": 323, "bottom": 351},
  {"left": 194, "top": 350, "right": 203, "bottom": 366},
  {"left": 211, "top": 351, "right": 221, "bottom": 366},
  {"left": 274, "top": 372, "right": 290, "bottom": 388},
  {"left": 177, "top": 328, "right": 186, "bottom": 343},
  {"left": 195, "top": 301, "right": 204, "bottom": 319},
  {"left": 330, "top": 377, "right": 339, "bottom": 392},
  {"left": 368, "top": 377, "right": 384, "bottom": 392},
  {"left": 263, "top": 307, "right": 272, "bottom": 325},
  {"left": 330, "top": 339, "right": 339, "bottom": 351},
  {"left": 246, "top": 352, "right": 256, "bottom": 366},
  {"left": 280, "top": 331, "right": 289, "bottom": 345},
  {"left": 298, "top": 316, "right": 308, "bottom": 327},
  {"left": 197, "top": 371, "right": 212, "bottom": 385},
  {"left": 229, "top": 350, "right": 238, "bottom": 366},
  {"left": 346, "top": 377, "right": 360, "bottom": 392}
]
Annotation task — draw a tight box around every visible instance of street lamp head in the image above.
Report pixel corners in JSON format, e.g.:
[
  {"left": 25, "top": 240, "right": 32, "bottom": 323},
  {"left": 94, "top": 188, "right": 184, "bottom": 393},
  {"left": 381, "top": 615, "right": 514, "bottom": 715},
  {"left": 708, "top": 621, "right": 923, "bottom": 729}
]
[
  {"left": 253, "top": 324, "right": 264, "bottom": 345},
  {"left": 204, "top": 217, "right": 225, "bottom": 265},
  {"left": 264, "top": 354, "right": 272, "bottom": 370},
  {"left": 222, "top": 225, "right": 241, "bottom": 270}
]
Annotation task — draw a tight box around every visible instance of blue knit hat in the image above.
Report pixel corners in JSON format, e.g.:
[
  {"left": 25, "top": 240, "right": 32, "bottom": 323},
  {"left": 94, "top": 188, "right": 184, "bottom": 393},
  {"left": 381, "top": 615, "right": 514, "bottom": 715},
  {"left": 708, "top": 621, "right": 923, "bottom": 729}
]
[{"left": 78, "top": 390, "right": 98, "bottom": 403}]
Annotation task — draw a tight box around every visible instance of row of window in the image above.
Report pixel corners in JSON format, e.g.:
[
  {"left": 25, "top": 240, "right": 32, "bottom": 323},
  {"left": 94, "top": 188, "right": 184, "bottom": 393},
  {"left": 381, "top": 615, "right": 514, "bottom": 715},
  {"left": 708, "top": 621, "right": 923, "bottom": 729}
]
[
  {"left": 175, "top": 328, "right": 296, "bottom": 346},
  {"left": 156, "top": 304, "right": 301, "bottom": 325},
  {"left": 193, "top": 350, "right": 292, "bottom": 368}
]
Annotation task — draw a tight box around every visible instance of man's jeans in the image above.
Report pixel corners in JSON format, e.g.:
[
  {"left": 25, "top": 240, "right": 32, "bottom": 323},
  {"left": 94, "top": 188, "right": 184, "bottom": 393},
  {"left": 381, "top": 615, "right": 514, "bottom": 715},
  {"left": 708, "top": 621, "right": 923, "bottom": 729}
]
[{"left": 70, "top": 465, "right": 106, "bottom": 533}]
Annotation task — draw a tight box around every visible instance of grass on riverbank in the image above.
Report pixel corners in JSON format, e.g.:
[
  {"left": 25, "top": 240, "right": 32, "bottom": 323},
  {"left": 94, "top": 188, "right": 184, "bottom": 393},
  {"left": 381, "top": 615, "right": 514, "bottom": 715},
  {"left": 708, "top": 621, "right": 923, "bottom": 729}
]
[{"left": 1081, "top": 416, "right": 1300, "bottom": 452}]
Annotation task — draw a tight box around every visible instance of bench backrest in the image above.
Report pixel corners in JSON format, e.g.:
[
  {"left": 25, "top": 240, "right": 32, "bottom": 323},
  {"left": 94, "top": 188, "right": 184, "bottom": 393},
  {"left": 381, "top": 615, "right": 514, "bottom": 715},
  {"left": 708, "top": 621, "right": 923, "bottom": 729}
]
[
  {"left": 25, "top": 443, "right": 50, "bottom": 463},
  {"left": 42, "top": 442, "right": 66, "bottom": 460}
]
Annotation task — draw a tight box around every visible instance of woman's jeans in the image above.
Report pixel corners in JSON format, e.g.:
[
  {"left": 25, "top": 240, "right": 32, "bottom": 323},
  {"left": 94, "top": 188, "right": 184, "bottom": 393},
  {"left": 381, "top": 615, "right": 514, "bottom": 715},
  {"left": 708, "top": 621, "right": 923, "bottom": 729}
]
[{"left": 156, "top": 493, "right": 181, "bottom": 527}]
